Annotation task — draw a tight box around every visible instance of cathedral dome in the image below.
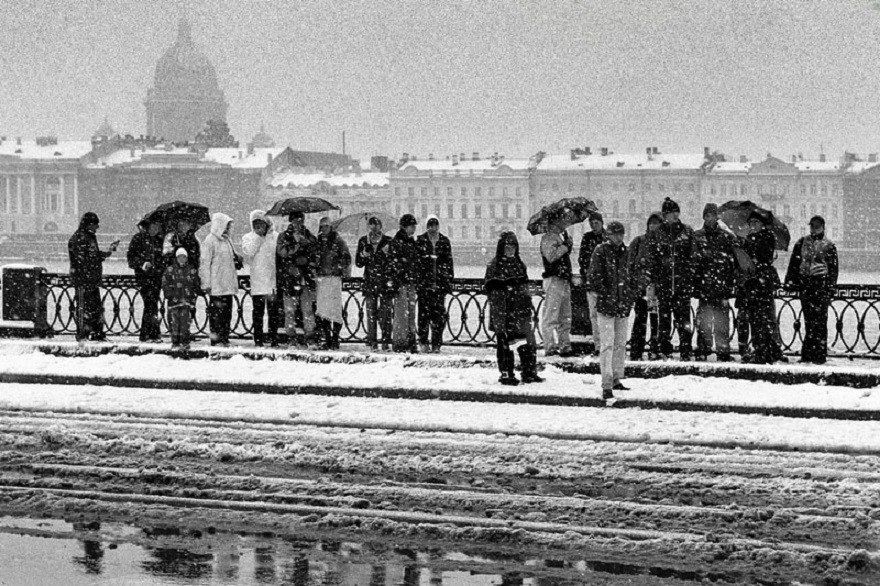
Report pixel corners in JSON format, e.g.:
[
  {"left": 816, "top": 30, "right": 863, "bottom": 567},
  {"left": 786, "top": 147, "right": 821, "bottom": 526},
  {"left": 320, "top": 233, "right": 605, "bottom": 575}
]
[{"left": 152, "top": 18, "right": 221, "bottom": 97}]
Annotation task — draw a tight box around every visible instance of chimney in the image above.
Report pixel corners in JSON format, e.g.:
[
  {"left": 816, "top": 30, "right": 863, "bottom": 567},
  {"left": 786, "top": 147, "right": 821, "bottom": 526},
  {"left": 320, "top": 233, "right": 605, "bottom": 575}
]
[
  {"left": 451, "top": 154, "right": 459, "bottom": 166},
  {"left": 646, "top": 146, "right": 653, "bottom": 161},
  {"left": 16, "top": 137, "right": 22, "bottom": 146},
  {"left": 584, "top": 146, "right": 591, "bottom": 156},
  {"left": 870, "top": 153, "right": 878, "bottom": 163},
  {"left": 247, "top": 143, "right": 255, "bottom": 155},
  {"left": 704, "top": 146, "right": 710, "bottom": 159},
  {"left": 653, "top": 146, "right": 659, "bottom": 155},
  {"left": 267, "top": 152, "right": 273, "bottom": 164},
  {"left": 129, "top": 148, "right": 136, "bottom": 158},
  {"left": 570, "top": 149, "right": 578, "bottom": 161},
  {"left": 792, "top": 155, "right": 797, "bottom": 163},
  {"left": 739, "top": 155, "right": 747, "bottom": 163},
  {"left": 601, "top": 147, "right": 608, "bottom": 156},
  {"left": 472, "top": 151, "right": 479, "bottom": 161},
  {"left": 238, "top": 150, "right": 243, "bottom": 160},
  {"left": 428, "top": 153, "right": 434, "bottom": 161},
  {"left": 819, "top": 153, "right": 826, "bottom": 162}
]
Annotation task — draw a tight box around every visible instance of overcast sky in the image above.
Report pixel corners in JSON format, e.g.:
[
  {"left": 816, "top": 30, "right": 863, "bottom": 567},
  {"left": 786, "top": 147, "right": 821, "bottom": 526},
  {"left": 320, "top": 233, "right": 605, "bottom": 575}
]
[{"left": 2, "top": 0, "right": 880, "bottom": 160}]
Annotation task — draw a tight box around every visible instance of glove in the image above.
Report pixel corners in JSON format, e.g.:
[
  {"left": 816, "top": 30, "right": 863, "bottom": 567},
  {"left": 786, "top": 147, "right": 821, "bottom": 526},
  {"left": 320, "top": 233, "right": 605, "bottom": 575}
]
[
  {"left": 721, "top": 299, "right": 730, "bottom": 309},
  {"left": 142, "top": 262, "right": 152, "bottom": 272}
]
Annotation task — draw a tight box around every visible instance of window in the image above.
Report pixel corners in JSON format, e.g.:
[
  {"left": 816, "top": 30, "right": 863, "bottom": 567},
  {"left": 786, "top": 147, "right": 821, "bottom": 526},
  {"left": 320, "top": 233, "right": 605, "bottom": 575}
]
[
  {"left": 821, "top": 183, "right": 828, "bottom": 196},
  {"left": 629, "top": 199, "right": 636, "bottom": 214},
  {"left": 421, "top": 204, "right": 428, "bottom": 218},
  {"left": 810, "top": 203, "right": 816, "bottom": 215},
  {"left": 515, "top": 187, "right": 522, "bottom": 197},
  {"left": 475, "top": 205, "right": 482, "bottom": 219},
  {"left": 447, "top": 204, "right": 454, "bottom": 219},
  {"left": 394, "top": 187, "right": 401, "bottom": 197},
  {"left": 461, "top": 203, "right": 468, "bottom": 219},
  {"left": 434, "top": 187, "right": 440, "bottom": 197},
  {"left": 821, "top": 204, "right": 827, "bottom": 217},
  {"left": 475, "top": 226, "right": 481, "bottom": 240},
  {"left": 421, "top": 187, "right": 427, "bottom": 197},
  {"left": 461, "top": 187, "right": 467, "bottom": 197},
  {"left": 475, "top": 187, "right": 481, "bottom": 197},
  {"left": 613, "top": 201, "right": 620, "bottom": 216},
  {"left": 502, "top": 203, "right": 509, "bottom": 219},
  {"left": 461, "top": 226, "right": 468, "bottom": 239},
  {"left": 569, "top": 183, "right": 574, "bottom": 192},
  {"left": 434, "top": 203, "right": 441, "bottom": 217},
  {"left": 800, "top": 184, "right": 806, "bottom": 196},
  {"left": 488, "top": 187, "right": 495, "bottom": 197},
  {"left": 516, "top": 204, "right": 522, "bottom": 219},
  {"left": 44, "top": 177, "right": 61, "bottom": 213},
  {"left": 801, "top": 204, "right": 807, "bottom": 218},
  {"left": 783, "top": 204, "right": 790, "bottom": 217},
  {"left": 408, "top": 204, "right": 415, "bottom": 215},
  {"left": 721, "top": 185, "right": 727, "bottom": 197},
  {"left": 595, "top": 181, "right": 602, "bottom": 192},
  {"left": 832, "top": 184, "right": 839, "bottom": 196},
  {"left": 408, "top": 187, "right": 414, "bottom": 197},
  {"left": 489, "top": 204, "right": 495, "bottom": 219},
  {"left": 832, "top": 203, "right": 838, "bottom": 218},
  {"left": 810, "top": 184, "right": 817, "bottom": 196},
  {"left": 447, "top": 187, "right": 453, "bottom": 197},
  {"left": 741, "top": 184, "right": 747, "bottom": 196},
  {"left": 395, "top": 203, "right": 401, "bottom": 216},
  {"left": 502, "top": 187, "right": 508, "bottom": 197}
]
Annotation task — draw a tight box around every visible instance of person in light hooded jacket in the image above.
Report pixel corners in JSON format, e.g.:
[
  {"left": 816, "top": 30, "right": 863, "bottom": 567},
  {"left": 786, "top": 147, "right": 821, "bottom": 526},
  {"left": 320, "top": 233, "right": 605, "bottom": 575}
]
[
  {"left": 200, "top": 212, "right": 242, "bottom": 346},
  {"left": 241, "top": 209, "right": 280, "bottom": 347}
]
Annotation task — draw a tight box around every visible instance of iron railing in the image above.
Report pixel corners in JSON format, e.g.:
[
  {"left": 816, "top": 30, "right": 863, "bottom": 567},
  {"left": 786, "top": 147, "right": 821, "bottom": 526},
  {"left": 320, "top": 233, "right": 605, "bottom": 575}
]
[{"left": 38, "top": 273, "right": 880, "bottom": 357}]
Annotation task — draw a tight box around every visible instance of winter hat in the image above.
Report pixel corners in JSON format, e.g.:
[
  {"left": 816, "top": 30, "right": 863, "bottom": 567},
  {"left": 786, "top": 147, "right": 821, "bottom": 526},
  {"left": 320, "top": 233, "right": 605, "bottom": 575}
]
[
  {"left": 81, "top": 212, "right": 100, "bottom": 225},
  {"left": 606, "top": 221, "right": 625, "bottom": 235},
  {"left": 646, "top": 212, "right": 663, "bottom": 227},
  {"left": 703, "top": 203, "right": 719, "bottom": 217},
  {"left": 661, "top": 197, "right": 680, "bottom": 214},
  {"left": 590, "top": 211, "right": 604, "bottom": 223},
  {"left": 367, "top": 215, "right": 383, "bottom": 226},
  {"left": 137, "top": 216, "right": 151, "bottom": 229},
  {"left": 399, "top": 213, "right": 417, "bottom": 227},
  {"left": 809, "top": 215, "right": 825, "bottom": 227},
  {"left": 175, "top": 248, "right": 188, "bottom": 258},
  {"left": 426, "top": 214, "right": 440, "bottom": 227}
]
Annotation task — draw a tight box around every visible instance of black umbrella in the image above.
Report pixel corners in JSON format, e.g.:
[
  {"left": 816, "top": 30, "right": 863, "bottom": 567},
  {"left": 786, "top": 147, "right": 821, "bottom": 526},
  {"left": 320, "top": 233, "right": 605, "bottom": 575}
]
[
  {"left": 718, "top": 200, "right": 791, "bottom": 251},
  {"left": 330, "top": 211, "right": 397, "bottom": 238},
  {"left": 526, "top": 197, "right": 598, "bottom": 235},
  {"left": 143, "top": 201, "right": 210, "bottom": 231},
  {"left": 266, "top": 196, "right": 339, "bottom": 216}
]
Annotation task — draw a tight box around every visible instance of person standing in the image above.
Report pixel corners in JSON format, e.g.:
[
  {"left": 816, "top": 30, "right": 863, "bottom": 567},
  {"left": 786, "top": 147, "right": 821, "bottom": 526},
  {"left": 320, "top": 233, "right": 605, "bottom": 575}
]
[
  {"left": 69, "top": 212, "right": 119, "bottom": 342},
  {"left": 692, "top": 204, "right": 737, "bottom": 362},
  {"left": 578, "top": 213, "right": 606, "bottom": 355},
  {"left": 388, "top": 214, "right": 420, "bottom": 353},
  {"left": 416, "top": 215, "right": 454, "bottom": 353},
  {"left": 315, "top": 217, "right": 352, "bottom": 350},
  {"left": 484, "top": 231, "right": 543, "bottom": 385},
  {"left": 276, "top": 211, "right": 318, "bottom": 348},
  {"left": 162, "top": 248, "right": 200, "bottom": 351},
  {"left": 645, "top": 197, "right": 696, "bottom": 360},
  {"left": 627, "top": 212, "right": 662, "bottom": 361},
  {"left": 356, "top": 217, "right": 394, "bottom": 351},
  {"left": 241, "top": 210, "right": 280, "bottom": 347},
  {"left": 741, "top": 210, "right": 781, "bottom": 364},
  {"left": 587, "top": 221, "right": 634, "bottom": 401},
  {"left": 127, "top": 218, "right": 164, "bottom": 343},
  {"left": 784, "top": 215, "right": 839, "bottom": 364},
  {"left": 200, "top": 212, "right": 241, "bottom": 346},
  {"left": 162, "top": 219, "right": 200, "bottom": 269},
  {"left": 540, "top": 216, "right": 574, "bottom": 357}
]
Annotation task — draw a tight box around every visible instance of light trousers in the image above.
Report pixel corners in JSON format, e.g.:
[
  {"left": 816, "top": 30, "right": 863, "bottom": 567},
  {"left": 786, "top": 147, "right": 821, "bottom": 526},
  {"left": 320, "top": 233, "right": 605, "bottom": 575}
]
[
  {"left": 586, "top": 291, "right": 601, "bottom": 348},
  {"left": 541, "top": 277, "right": 572, "bottom": 352},
  {"left": 283, "top": 288, "right": 316, "bottom": 341},
  {"left": 393, "top": 284, "right": 418, "bottom": 347},
  {"left": 598, "top": 312, "right": 629, "bottom": 390}
]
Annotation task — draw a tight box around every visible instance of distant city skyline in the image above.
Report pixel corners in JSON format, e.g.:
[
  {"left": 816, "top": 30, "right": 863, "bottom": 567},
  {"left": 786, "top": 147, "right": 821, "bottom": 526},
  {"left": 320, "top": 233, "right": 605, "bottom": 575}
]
[{"left": 3, "top": 0, "right": 880, "bottom": 160}]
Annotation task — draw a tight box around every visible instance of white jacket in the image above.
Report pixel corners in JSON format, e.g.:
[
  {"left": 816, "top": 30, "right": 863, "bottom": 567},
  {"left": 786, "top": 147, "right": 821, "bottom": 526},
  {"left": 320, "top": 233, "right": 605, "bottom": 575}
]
[
  {"left": 200, "top": 212, "right": 239, "bottom": 296},
  {"left": 241, "top": 209, "right": 278, "bottom": 296}
]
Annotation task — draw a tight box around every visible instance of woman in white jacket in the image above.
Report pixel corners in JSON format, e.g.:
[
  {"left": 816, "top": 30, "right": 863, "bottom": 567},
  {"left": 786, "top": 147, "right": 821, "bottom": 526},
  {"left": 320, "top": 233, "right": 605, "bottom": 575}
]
[
  {"left": 241, "top": 210, "right": 280, "bottom": 346},
  {"left": 200, "top": 212, "right": 241, "bottom": 345}
]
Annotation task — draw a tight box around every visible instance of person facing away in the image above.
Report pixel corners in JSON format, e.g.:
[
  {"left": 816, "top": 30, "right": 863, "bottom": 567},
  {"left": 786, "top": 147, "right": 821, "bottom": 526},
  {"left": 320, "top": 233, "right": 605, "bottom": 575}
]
[
  {"left": 644, "top": 196, "right": 696, "bottom": 360},
  {"left": 163, "top": 219, "right": 201, "bottom": 269},
  {"left": 387, "top": 213, "right": 421, "bottom": 353},
  {"left": 740, "top": 209, "right": 781, "bottom": 364},
  {"left": 692, "top": 203, "right": 737, "bottom": 362},
  {"left": 355, "top": 216, "right": 394, "bottom": 351},
  {"left": 784, "top": 215, "right": 839, "bottom": 365},
  {"left": 69, "top": 212, "right": 119, "bottom": 342},
  {"left": 315, "top": 216, "right": 352, "bottom": 350},
  {"left": 275, "top": 211, "right": 319, "bottom": 347},
  {"left": 200, "top": 212, "right": 241, "bottom": 346},
  {"left": 540, "top": 216, "right": 574, "bottom": 357},
  {"left": 627, "top": 212, "right": 662, "bottom": 360},
  {"left": 162, "top": 247, "right": 200, "bottom": 351},
  {"left": 416, "top": 214, "right": 454, "bottom": 353},
  {"left": 586, "top": 221, "right": 634, "bottom": 401},
  {"left": 578, "top": 213, "right": 606, "bottom": 355},
  {"left": 241, "top": 209, "right": 280, "bottom": 347},
  {"left": 484, "top": 231, "right": 543, "bottom": 386},
  {"left": 127, "top": 218, "right": 165, "bottom": 343}
]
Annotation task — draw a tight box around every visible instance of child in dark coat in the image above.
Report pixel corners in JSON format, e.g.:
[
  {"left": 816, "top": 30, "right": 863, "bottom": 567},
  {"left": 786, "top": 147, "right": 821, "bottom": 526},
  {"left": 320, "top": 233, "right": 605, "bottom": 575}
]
[{"left": 162, "top": 248, "right": 200, "bottom": 350}]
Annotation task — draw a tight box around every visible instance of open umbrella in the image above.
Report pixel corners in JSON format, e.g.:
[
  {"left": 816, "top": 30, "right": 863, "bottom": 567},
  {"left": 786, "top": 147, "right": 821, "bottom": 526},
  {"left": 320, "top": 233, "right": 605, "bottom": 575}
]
[
  {"left": 718, "top": 200, "right": 791, "bottom": 251},
  {"left": 526, "top": 197, "right": 598, "bottom": 235},
  {"left": 330, "top": 212, "right": 397, "bottom": 239},
  {"left": 143, "top": 201, "right": 210, "bottom": 231},
  {"left": 266, "top": 196, "right": 339, "bottom": 216}
]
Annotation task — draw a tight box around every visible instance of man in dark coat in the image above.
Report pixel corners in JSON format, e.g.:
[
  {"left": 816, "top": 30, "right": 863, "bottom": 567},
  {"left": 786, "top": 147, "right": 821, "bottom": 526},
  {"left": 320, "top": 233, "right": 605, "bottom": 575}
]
[
  {"left": 484, "top": 231, "right": 542, "bottom": 385},
  {"left": 388, "top": 214, "right": 420, "bottom": 353},
  {"left": 741, "top": 209, "right": 781, "bottom": 364},
  {"left": 127, "top": 218, "right": 164, "bottom": 343},
  {"left": 627, "top": 212, "right": 662, "bottom": 360},
  {"left": 315, "top": 217, "right": 352, "bottom": 350},
  {"left": 68, "top": 212, "right": 119, "bottom": 342},
  {"left": 692, "top": 203, "right": 737, "bottom": 361},
  {"left": 587, "top": 221, "right": 634, "bottom": 401},
  {"left": 276, "top": 211, "right": 318, "bottom": 347},
  {"left": 416, "top": 215, "right": 454, "bottom": 353},
  {"left": 578, "top": 213, "right": 606, "bottom": 354},
  {"left": 645, "top": 197, "right": 696, "bottom": 360},
  {"left": 355, "top": 216, "right": 394, "bottom": 351},
  {"left": 785, "top": 215, "right": 839, "bottom": 364}
]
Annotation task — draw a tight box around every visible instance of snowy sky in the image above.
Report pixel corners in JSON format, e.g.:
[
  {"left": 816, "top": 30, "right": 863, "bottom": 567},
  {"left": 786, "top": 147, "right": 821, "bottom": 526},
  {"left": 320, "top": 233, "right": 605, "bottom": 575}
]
[{"left": 3, "top": 0, "right": 880, "bottom": 160}]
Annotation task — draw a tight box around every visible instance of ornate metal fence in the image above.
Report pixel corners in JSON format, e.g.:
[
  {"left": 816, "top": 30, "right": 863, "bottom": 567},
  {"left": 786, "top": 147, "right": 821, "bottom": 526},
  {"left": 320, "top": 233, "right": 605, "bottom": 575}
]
[{"left": 38, "top": 272, "right": 880, "bottom": 358}]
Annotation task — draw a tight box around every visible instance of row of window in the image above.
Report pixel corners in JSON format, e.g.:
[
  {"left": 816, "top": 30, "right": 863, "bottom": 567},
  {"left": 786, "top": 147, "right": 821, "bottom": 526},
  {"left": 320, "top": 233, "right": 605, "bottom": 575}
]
[
  {"left": 394, "top": 202, "right": 524, "bottom": 221},
  {"left": 769, "top": 202, "right": 839, "bottom": 220},
  {"left": 3, "top": 176, "right": 68, "bottom": 215},
  {"left": 708, "top": 182, "right": 841, "bottom": 197},
  {"left": 539, "top": 181, "right": 698, "bottom": 194},
  {"left": 395, "top": 186, "right": 525, "bottom": 199}
]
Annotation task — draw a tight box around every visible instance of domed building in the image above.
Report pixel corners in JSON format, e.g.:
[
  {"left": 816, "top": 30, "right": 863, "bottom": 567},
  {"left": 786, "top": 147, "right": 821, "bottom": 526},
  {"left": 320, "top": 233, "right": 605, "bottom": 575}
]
[{"left": 144, "top": 18, "right": 228, "bottom": 143}]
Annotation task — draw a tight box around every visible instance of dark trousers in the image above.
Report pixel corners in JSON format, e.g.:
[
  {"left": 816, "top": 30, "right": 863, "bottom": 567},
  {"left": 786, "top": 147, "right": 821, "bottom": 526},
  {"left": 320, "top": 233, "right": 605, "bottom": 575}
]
[
  {"left": 657, "top": 295, "right": 693, "bottom": 357},
  {"left": 736, "top": 302, "right": 750, "bottom": 355},
  {"left": 695, "top": 299, "right": 731, "bottom": 357},
  {"left": 208, "top": 295, "right": 233, "bottom": 344},
  {"left": 801, "top": 295, "right": 830, "bottom": 363},
  {"left": 139, "top": 282, "right": 161, "bottom": 342},
  {"left": 746, "top": 298, "right": 776, "bottom": 363},
  {"left": 418, "top": 290, "right": 447, "bottom": 349},
  {"left": 364, "top": 293, "right": 393, "bottom": 347},
  {"left": 251, "top": 294, "right": 281, "bottom": 345},
  {"left": 168, "top": 305, "right": 192, "bottom": 346},
  {"left": 74, "top": 286, "right": 104, "bottom": 341},
  {"left": 629, "top": 296, "right": 658, "bottom": 358}
]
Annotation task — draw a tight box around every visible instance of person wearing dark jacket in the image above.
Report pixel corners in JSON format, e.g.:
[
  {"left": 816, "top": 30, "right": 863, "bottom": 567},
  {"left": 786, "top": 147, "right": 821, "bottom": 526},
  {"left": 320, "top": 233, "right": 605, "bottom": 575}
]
[
  {"left": 740, "top": 210, "right": 781, "bottom": 364},
  {"left": 692, "top": 204, "right": 737, "bottom": 361},
  {"left": 484, "top": 231, "right": 543, "bottom": 385},
  {"left": 645, "top": 197, "right": 696, "bottom": 360},
  {"left": 162, "top": 247, "right": 200, "bottom": 351},
  {"left": 356, "top": 217, "right": 394, "bottom": 351},
  {"left": 127, "top": 218, "right": 164, "bottom": 343},
  {"left": 627, "top": 212, "right": 662, "bottom": 360},
  {"left": 578, "top": 213, "right": 606, "bottom": 354},
  {"left": 162, "top": 219, "right": 201, "bottom": 269},
  {"left": 68, "top": 212, "right": 119, "bottom": 342},
  {"left": 784, "top": 215, "right": 839, "bottom": 364},
  {"left": 315, "top": 217, "right": 352, "bottom": 350},
  {"left": 416, "top": 215, "right": 454, "bottom": 353},
  {"left": 587, "top": 221, "right": 634, "bottom": 401},
  {"left": 276, "top": 211, "right": 318, "bottom": 347},
  {"left": 388, "top": 214, "right": 420, "bottom": 353}
]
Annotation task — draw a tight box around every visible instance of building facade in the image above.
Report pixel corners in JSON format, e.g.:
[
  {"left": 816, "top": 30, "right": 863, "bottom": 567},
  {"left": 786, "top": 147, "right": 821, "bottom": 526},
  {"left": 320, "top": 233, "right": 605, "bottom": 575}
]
[
  {"left": 842, "top": 160, "right": 880, "bottom": 251},
  {"left": 267, "top": 171, "right": 390, "bottom": 222}
]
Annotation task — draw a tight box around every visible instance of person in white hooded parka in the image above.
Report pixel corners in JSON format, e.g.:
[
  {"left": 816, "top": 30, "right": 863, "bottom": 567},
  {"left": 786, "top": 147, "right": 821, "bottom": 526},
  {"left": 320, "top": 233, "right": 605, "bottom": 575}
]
[{"left": 242, "top": 210, "right": 280, "bottom": 346}]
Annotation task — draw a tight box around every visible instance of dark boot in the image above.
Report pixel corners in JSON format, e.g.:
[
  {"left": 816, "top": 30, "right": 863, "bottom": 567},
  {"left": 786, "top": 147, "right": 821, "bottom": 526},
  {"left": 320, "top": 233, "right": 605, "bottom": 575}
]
[
  {"left": 331, "top": 322, "right": 342, "bottom": 350},
  {"left": 518, "top": 345, "right": 544, "bottom": 383},
  {"left": 498, "top": 348, "right": 518, "bottom": 386}
]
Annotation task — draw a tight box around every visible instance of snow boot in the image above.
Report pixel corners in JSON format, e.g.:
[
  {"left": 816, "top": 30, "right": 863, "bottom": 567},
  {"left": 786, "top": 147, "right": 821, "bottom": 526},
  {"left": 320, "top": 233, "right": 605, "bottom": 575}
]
[
  {"left": 518, "top": 345, "right": 544, "bottom": 383},
  {"left": 331, "top": 322, "right": 342, "bottom": 350},
  {"left": 497, "top": 345, "right": 519, "bottom": 385}
]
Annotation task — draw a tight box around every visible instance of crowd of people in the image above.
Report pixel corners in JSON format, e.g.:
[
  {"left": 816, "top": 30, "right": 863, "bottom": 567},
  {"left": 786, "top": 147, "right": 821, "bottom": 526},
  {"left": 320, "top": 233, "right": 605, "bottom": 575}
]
[{"left": 67, "top": 195, "right": 839, "bottom": 398}]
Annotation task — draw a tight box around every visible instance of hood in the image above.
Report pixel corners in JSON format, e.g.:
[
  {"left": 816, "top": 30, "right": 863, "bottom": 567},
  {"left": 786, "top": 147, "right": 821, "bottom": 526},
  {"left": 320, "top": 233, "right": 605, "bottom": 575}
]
[
  {"left": 646, "top": 212, "right": 663, "bottom": 230},
  {"left": 494, "top": 231, "right": 519, "bottom": 260},
  {"left": 249, "top": 209, "right": 272, "bottom": 231},
  {"left": 209, "top": 212, "right": 233, "bottom": 239}
]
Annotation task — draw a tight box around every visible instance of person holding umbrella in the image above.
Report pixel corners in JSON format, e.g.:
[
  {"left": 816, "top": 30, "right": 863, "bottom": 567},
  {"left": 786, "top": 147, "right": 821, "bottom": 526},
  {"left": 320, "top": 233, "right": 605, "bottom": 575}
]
[
  {"left": 200, "top": 212, "right": 242, "bottom": 346},
  {"left": 540, "top": 215, "right": 574, "bottom": 357},
  {"left": 241, "top": 210, "right": 280, "bottom": 347},
  {"left": 276, "top": 211, "right": 319, "bottom": 348},
  {"left": 68, "top": 212, "right": 120, "bottom": 342},
  {"left": 784, "top": 215, "right": 839, "bottom": 364},
  {"left": 416, "top": 215, "right": 454, "bottom": 353},
  {"left": 740, "top": 209, "right": 782, "bottom": 364},
  {"left": 355, "top": 216, "right": 394, "bottom": 351},
  {"left": 163, "top": 219, "right": 201, "bottom": 269},
  {"left": 315, "top": 216, "right": 352, "bottom": 350},
  {"left": 127, "top": 218, "right": 164, "bottom": 343},
  {"left": 388, "top": 213, "right": 421, "bottom": 353}
]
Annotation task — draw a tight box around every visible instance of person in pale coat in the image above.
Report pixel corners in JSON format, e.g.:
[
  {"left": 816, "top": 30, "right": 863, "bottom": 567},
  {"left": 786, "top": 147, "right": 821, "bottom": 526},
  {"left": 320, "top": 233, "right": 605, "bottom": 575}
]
[
  {"left": 200, "top": 212, "right": 242, "bottom": 346},
  {"left": 242, "top": 210, "right": 280, "bottom": 347}
]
